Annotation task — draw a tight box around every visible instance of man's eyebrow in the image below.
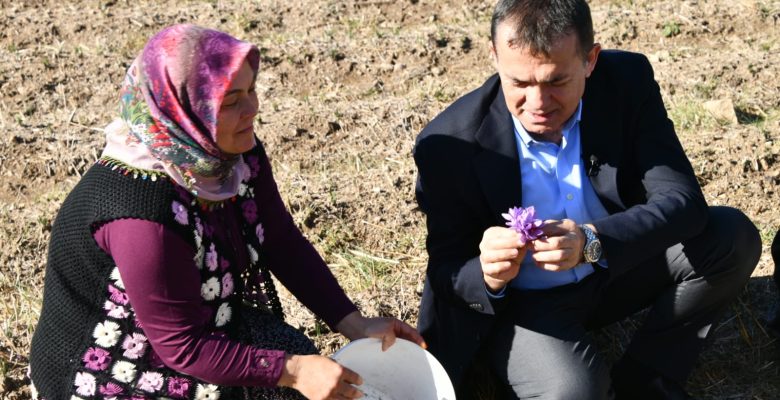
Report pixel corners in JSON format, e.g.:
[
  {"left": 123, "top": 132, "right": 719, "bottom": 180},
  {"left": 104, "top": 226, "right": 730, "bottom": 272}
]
[{"left": 511, "top": 74, "right": 569, "bottom": 84}]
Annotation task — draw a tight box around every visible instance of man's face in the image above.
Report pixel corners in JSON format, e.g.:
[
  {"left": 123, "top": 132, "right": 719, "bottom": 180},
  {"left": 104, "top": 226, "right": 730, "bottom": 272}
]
[{"left": 491, "top": 23, "right": 599, "bottom": 138}]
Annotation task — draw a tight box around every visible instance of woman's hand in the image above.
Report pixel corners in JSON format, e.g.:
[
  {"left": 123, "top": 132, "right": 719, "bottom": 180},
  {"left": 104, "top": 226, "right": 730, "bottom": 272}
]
[
  {"left": 335, "top": 311, "right": 427, "bottom": 351},
  {"left": 278, "top": 354, "right": 364, "bottom": 399}
]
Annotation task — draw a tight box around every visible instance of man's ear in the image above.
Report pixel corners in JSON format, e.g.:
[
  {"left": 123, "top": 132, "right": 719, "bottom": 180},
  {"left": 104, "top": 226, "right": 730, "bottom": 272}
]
[
  {"left": 489, "top": 40, "right": 498, "bottom": 69},
  {"left": 585, "top": 43, "right": 601, "bottom": 78}
]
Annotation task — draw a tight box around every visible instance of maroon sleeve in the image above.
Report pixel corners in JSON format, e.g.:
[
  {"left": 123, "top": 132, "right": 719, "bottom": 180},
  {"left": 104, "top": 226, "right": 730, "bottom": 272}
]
[
  {"left": 253, "top": 151, "right": 358, "bottom": 328},
  {"left": 94, "top": 219, "right": 285, "bottom": 387}
]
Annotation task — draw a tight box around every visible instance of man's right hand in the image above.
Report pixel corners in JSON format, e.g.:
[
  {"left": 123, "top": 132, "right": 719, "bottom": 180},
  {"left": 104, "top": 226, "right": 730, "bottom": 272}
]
[
  {"left": 479, "top": 227, "right": 527, "bottom": 292},
  {"left": 278, "top": 354, "right": 364, "bottom": 399}
]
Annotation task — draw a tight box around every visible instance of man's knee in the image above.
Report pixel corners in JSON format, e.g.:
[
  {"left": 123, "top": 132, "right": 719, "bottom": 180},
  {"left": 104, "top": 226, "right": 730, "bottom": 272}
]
[
  {"left": 501, "top": 351, "right": 611, "bottom": 400},
  {"left": 693, "top": 206, "right": 761, "bottom": 279},
  {"left": 537, "top": 366, "right": 611, "bottom": 400}
]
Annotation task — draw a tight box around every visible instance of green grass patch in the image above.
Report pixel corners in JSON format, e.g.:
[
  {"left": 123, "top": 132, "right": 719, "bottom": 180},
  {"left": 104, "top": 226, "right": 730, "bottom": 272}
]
[
  {"left": 331, "top": 249, "right": 396, "bottom": 292},
  {"left": 661, "top": 21, "right": 681, "bottom": 38},
  {"left": 668, "top": 100, "right": 719, "bottom": 131}
]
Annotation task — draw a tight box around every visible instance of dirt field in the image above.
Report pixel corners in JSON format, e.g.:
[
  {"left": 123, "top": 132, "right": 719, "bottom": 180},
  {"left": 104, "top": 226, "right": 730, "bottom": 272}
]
[{"left": 1, "top": 0, "right": 778, "bottom": 398}]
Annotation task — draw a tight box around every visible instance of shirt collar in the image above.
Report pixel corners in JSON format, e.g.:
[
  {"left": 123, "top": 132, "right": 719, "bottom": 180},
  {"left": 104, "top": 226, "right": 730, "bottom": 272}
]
[{"left": 512, "top": 100, "right": 583, "bottom": 149}]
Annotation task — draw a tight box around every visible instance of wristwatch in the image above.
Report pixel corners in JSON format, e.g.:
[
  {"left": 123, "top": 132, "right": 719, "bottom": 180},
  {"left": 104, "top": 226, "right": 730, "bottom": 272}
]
[{"left": 579, "top": 224, "right": 602, "bottom": 263}]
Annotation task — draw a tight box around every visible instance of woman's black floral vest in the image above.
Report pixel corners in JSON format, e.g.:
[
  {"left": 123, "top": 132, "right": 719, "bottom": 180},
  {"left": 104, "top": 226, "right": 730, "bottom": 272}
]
[{"left": 30, "top": 146, "right": 281, "bottom": 400}]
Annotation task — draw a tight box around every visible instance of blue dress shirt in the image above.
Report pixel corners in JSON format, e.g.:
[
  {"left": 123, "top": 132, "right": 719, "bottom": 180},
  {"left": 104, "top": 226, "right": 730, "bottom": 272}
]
[{"left": 508, "top": 101, "right": 610, "bottom": 290}]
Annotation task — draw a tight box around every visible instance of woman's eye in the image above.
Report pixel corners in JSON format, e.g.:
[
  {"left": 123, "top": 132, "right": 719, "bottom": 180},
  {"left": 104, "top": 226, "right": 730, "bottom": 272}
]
[{"left": 222, "top": 98, "right": 239, "bottom": 108}]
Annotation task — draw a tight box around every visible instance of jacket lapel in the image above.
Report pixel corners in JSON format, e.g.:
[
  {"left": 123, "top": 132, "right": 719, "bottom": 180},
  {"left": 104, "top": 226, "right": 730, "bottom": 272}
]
[
  {"left": 473, "top": 86, "right": 523, "bottom": 225},
  {"left": 580, "top": 68, "right": 625, "bottom": 212}
]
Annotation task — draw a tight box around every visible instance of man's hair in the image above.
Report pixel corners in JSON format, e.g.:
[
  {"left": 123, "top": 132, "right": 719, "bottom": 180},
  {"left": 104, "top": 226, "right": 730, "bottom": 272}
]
[{"left": 490, "top": 0, "right": 594, "bottom": 59}]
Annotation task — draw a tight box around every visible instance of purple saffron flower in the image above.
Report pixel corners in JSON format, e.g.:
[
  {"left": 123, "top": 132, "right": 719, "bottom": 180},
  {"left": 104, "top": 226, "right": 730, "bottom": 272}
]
[
  {"left": 167, "top": 377, "right": 191, "bottom": 398},
  {"left": 502, "top": 206, "right": 545, "bottom": 245},
  {"left": 242, "top": 200, "right": 258, "bottom": 224},
  {"left": 82, "top": 347, "right": 112, "bottom": 371}
]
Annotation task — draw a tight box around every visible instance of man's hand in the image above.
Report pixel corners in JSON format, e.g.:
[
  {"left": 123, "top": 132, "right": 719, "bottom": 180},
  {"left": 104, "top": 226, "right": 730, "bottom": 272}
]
[
  {"left": 479, "top": 227, "right": 527, "bottom": 292},
  {"left": 530, "top": 219, "right": 593, "bottom": 271}
]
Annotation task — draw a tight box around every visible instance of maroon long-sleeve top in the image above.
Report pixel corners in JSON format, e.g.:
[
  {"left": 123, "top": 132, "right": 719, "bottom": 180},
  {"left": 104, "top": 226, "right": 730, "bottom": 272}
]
[{"left": 93, "top": 153, "right": 357, "bottom": 386}]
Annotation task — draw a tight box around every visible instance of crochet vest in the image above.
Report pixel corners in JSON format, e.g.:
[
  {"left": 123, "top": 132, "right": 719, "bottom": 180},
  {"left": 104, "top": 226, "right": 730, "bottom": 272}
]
[{"left": 30, "top": 146, "right": 281, "bottom": 399}]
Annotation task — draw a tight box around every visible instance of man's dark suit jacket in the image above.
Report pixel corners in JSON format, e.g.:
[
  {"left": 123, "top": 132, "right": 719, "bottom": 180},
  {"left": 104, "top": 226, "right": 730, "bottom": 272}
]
[{"left": 413, "top": 50, "right": 709, "bottom": 386}]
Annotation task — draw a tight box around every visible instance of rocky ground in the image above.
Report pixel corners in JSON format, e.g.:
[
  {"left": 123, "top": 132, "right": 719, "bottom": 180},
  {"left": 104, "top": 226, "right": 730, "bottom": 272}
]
[{"left": 1, "top": 0, "right": 778, "bottom": 398}]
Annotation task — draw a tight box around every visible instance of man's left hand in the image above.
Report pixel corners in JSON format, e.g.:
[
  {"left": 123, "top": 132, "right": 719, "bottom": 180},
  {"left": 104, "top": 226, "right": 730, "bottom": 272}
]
[
  {"left": 530, "top": 219, "right": 588, "bottom": 271},
  {"left": 335, "top": 311, "right": 427, "bottom": 351}
]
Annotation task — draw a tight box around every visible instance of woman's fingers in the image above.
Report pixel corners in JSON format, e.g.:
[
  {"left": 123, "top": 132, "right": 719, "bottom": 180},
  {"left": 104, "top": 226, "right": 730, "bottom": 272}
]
[
  {"left": 340, "top": 366, "right": 362, "bottom": 385},
  {"left": 336, "top": 380, "right": 363, "bottom": 399}
]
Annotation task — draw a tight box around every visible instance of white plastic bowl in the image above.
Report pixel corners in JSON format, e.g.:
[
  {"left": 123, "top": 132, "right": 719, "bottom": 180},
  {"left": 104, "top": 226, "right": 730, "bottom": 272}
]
[{"left": 331, "top": 338, "right": 456, "bottom": 400}]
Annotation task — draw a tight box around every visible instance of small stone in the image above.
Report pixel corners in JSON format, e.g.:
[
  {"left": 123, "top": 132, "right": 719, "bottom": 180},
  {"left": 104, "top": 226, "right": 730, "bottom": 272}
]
[{"left": 703, "top": 98, "right": 738, "bottom": 125}]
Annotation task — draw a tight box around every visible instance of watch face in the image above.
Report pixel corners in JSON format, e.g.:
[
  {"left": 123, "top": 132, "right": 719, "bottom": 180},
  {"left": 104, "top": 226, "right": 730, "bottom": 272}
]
[{"left": 585, "top": 241, "right": 602, "bottom": 263}]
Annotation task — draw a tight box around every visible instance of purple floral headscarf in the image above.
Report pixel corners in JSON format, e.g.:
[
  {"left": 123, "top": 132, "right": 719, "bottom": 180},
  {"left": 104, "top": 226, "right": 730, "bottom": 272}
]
[{"left": 102, "top": 24, "right": 259, "bottom": 200}]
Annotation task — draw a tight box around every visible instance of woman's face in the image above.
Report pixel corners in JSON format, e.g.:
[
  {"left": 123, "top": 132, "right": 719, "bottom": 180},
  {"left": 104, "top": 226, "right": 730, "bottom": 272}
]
[{"left": 216, "top": 61, "right": 259, "bottom": 155}]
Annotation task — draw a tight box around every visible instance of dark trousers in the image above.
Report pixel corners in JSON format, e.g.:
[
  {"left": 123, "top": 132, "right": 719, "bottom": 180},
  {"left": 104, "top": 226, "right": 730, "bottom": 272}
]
[{"left": 483, "top": 207, "right": 761, "bottom": 400}]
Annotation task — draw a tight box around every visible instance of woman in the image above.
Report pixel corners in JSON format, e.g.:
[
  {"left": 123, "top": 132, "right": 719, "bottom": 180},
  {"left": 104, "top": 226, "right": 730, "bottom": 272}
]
[{"left": 29, "top": 24, "right": 423, "bottom": 400}]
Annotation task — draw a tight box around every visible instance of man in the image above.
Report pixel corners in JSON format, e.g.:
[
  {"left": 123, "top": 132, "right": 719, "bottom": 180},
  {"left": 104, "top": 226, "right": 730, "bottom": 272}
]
[{"left": 413, "top": 0, "right": 761, "bottom": 398}]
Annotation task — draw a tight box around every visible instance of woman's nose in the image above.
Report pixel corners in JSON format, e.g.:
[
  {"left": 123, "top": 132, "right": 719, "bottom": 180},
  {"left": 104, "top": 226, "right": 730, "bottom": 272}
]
[{"left": 240, "top": 98, "right": 259, "bottom": 118}]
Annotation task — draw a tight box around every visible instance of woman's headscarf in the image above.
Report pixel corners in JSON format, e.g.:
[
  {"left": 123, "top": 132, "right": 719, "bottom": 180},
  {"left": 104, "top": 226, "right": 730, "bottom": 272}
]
[{"left": 102, "top": 24, "right": 259, "bottom": 201}]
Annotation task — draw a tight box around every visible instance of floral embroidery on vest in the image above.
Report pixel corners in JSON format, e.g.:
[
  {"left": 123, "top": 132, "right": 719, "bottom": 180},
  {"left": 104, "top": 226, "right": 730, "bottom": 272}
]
[{"left": 69, "top": 153, "right": 282, "bottom": 399}]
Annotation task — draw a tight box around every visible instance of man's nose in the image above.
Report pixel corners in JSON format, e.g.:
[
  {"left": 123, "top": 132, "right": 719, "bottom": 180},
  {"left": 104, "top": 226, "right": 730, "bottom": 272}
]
[{"left": 524, "top": 85, "right": 548, "bottom": 111}]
